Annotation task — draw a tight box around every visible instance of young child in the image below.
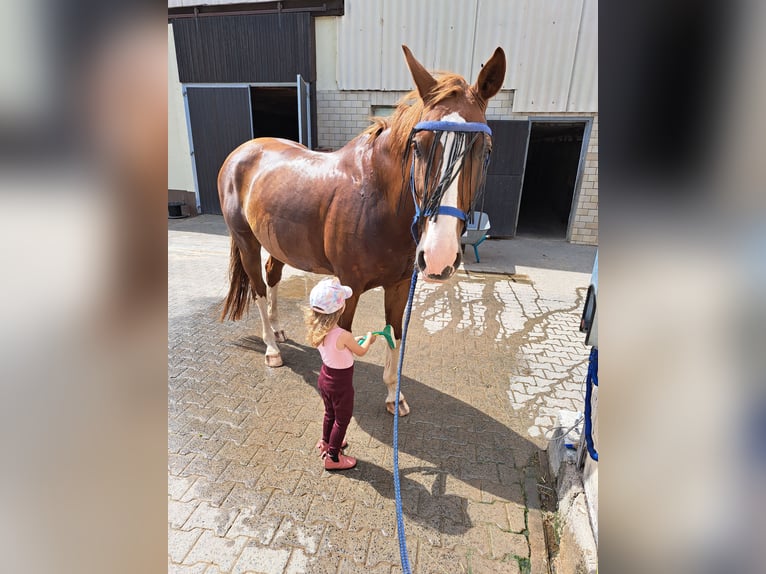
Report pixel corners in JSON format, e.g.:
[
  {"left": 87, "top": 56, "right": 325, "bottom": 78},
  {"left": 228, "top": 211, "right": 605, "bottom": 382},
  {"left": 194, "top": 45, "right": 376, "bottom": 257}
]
[{"left": 306, "top": 277, "right": 377, "bottom": 470}]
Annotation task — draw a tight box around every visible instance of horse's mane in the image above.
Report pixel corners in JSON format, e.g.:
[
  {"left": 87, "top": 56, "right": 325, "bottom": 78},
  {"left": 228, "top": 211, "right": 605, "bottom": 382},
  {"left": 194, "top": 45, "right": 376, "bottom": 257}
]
[{"left": 363, "top": 73, "right": 476, "bottom": 156}]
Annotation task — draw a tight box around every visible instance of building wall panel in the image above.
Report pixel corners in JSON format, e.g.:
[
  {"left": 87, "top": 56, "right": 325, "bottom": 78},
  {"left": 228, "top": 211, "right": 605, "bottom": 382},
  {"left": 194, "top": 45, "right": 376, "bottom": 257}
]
[
  {"left": 567, "top": 0, "right": 597, "bottom": 112},
  {"left": 172, "top": 13, "right": 313, "bottom": 83},
  {"left": 336, "top": 0, "right": 597, "bottom": 113},
  {"left": 337, "top": 0, "right": 383, "bottom": 89}
]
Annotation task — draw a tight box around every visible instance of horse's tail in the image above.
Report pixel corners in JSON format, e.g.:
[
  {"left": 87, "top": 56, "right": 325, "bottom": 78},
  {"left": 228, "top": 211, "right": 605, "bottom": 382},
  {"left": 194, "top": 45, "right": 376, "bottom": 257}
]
[{"left": 220, "top": 239, "right": 252, "bottom": 322}]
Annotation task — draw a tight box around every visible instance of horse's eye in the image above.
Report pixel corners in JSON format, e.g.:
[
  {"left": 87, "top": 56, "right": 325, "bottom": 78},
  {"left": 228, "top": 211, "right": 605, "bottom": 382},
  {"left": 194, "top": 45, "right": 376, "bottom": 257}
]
[{"left": 412, "top": 141, "right": 422, "bottom": 157}]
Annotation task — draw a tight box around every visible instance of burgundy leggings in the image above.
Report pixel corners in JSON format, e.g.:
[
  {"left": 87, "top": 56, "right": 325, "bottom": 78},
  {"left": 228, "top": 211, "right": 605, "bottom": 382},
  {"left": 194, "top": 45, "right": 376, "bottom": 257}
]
[{"left": 317, "top": 364, "right": 355, "bottom": 459}]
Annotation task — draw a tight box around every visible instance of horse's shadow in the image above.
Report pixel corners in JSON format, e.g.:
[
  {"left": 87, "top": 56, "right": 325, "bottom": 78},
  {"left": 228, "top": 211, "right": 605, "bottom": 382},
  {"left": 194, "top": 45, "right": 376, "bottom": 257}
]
[{"left": 237, "top": 335, "right": 539, "bottom": 535}]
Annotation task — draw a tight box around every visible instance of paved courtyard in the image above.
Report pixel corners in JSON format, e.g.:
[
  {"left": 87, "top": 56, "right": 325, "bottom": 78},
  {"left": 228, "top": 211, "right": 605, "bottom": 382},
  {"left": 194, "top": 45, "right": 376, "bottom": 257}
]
[{"left": 169, "top": 215, "right": 596, "bottom": 573}]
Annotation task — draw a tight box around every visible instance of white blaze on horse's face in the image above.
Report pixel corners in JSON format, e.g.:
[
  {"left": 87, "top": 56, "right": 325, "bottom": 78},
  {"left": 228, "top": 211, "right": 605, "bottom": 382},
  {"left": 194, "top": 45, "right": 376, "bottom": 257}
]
[{"left": 417, "top": 112, "right": 466, "bottom": 282}]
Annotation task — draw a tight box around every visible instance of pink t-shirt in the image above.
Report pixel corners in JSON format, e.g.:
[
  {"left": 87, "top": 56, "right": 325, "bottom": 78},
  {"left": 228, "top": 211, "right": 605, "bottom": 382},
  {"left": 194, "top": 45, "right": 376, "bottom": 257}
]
[{"left": 318, "top": 327, "right": 354, "bottom": 369}]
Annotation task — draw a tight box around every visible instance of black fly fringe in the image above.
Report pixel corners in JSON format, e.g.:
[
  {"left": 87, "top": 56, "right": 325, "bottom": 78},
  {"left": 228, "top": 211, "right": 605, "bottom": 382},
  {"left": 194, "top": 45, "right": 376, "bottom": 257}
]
[{"left": 402, "top": 129, "right": 491, "bottom": 223}]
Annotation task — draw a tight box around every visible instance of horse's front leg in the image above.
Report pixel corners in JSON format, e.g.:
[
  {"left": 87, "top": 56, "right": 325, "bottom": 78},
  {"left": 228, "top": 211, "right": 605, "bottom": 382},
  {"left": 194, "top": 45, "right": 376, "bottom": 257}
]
[
  {"left": 384, "top": 279, "right": 411, "bottom": 417},
  {"left": 265, "top": 256, "right": 286, "bottom": 342}
]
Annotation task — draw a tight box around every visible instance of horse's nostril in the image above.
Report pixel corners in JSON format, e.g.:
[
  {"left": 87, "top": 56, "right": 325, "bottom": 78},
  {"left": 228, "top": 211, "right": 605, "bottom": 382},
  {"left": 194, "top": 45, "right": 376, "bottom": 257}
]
[
  {"left": 427, "top": 266, "right": 455, "bottom": 281},
  {"left": 453, "top": 251, "right": 462, "bottom": 269},
  {"left": 417, "top": 250, "right": 427, "bottom": 271}
]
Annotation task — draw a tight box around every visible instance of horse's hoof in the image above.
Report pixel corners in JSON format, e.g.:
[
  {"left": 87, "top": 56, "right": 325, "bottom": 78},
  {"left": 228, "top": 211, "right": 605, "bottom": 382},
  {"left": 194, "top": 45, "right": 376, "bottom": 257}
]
[
  {"left": 273, "top": 330, "right": 286, "bottom": 343},
  {"left": 386, "top": 399, "right": 410, "bottom": 417},
  {"left": 265, "top": 354, "right": 283, "bottom": 368}
]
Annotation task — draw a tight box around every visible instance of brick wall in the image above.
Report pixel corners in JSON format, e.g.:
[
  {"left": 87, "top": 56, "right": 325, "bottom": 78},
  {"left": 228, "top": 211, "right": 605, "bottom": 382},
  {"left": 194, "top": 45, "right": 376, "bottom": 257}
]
[
  {"left": 569, "top": 115, "right": 598, "bottom": 246},
  {"left": 316, "top": 90, "right": 597, "bottom": 246}
]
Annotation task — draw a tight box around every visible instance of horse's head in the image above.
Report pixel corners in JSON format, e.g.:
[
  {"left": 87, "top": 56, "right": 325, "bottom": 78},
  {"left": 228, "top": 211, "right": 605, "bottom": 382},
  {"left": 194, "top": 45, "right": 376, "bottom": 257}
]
[{"left": 402, "top": 45, "right": 506, "bottom": 282}]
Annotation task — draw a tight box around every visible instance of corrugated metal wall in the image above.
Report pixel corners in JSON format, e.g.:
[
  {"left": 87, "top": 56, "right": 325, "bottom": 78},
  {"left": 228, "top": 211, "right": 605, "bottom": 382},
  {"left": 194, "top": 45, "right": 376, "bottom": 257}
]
[
  {"left": 337, "top": 0, "right": 597, "bottom": 112},
  {"left": 566, "top": 0, "right": 597, "bottom": 112},
  {"left": 172, "top": 13, "right": 314, "bottom": 83}
]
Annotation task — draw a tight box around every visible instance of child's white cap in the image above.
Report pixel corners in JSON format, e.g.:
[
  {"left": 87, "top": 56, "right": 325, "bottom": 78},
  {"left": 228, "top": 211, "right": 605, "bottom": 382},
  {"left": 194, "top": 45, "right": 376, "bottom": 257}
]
[{"left": 309, "top": 277, "right": 353, "bottom": 314}]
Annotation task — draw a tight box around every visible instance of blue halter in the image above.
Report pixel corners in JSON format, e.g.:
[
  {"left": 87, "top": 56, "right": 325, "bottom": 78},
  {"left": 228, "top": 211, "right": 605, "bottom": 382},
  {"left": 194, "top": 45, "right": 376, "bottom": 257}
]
[{"left": 408, "top": 120, "right": 493, "bottom": 242}]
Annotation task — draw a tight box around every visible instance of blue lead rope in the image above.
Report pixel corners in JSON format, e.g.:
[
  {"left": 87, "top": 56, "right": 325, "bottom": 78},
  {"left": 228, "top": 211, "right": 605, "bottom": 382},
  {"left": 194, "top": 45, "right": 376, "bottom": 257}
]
[
  {"left": 394, "top": 120, "right": 492, "bottom": 572},
  {"left": 392, "top": 268, "right": 418, "bottom": 574},
  {"left": 584, "top": 347, "right": 599, "bottom": 461}
]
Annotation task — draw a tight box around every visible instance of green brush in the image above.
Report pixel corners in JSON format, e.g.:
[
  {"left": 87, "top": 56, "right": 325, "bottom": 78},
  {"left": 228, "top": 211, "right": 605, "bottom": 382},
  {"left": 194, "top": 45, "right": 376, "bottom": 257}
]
[{"left": 358, "top": 324, "right": 396, "bottom": 349}]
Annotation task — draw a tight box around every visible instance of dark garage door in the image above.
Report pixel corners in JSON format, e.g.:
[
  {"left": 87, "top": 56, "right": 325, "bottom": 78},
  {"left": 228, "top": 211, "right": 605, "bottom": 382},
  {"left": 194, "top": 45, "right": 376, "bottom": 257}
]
[
  {"left": 482, "top": 120, "right": 530, "bottom": 237},
  {"left": 186, "top": 87, "right": 253, "bottom": 215}
]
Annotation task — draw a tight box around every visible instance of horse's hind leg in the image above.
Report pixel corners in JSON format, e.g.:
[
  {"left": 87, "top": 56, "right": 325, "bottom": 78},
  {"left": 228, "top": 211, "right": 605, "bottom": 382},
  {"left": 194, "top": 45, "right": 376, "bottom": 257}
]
[
  {"left": 383, "top": 279, "right": 411, "bottom": 416},
  {"left": 265, "top": 256, "right": 286, "bottom": 343},
  {"left": 232, "top": 232, "right": 283, "bottom": 367}
]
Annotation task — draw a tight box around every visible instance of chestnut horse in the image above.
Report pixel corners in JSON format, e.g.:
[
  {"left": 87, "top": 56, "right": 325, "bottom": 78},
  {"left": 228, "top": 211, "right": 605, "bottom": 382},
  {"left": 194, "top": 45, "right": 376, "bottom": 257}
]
[{"left": 219, "top": 46, "right": 506, "bottom": 416}]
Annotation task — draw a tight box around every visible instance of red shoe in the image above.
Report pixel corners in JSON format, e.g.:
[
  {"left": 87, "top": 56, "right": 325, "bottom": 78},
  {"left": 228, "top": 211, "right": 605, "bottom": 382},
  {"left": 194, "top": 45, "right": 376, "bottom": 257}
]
[
  {"left": 324, "top": 453, "right": 357, "bottom": 470},
  {"left": 315, "top": 439, "right": 348, "bottom": 457}
]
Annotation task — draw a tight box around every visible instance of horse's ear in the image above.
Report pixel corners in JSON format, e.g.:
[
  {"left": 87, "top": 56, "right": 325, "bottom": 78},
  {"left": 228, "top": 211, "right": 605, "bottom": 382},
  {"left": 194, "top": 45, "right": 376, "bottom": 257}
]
[
  {"left": 402, "top": 45, "right": 437, "bottom": 102},
  {"left": 474, "top": 47, "right": 506, "bottom": 102}
]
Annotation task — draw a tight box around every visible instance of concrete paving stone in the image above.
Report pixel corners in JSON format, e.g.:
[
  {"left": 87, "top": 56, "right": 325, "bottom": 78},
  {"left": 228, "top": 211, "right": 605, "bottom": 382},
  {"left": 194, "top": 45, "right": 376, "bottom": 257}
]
[
  {"left": 169, "top": 499, "right": 200, "bottom": 529},
  {"left": 466, "top": 501, "right": 511, "bottom": 531},
  {"left": 272, "top": 517, "right": 326, "bottom": 555},
  {"left": 557, "top": 390, "right": 583, "bottom": 400},
  {"left": 348, "top": 502, "right": 397, "bottom": 535},
  {"left": 182, "top": 501, "right": 239, "bottom": 536},
  {"left": 169, "top": 433, "right": 193, "bottom": 455},
  {"left": 477, "top": 551, "right": 525, "bottom": 573},
  {"left": 443, "top": 475, "right": 483, "bottom": 503},
  {"left": 180, "top": 436, "right": 228, "bottom": 460},
  {"left": 458, "top": 460, "right": 499, "bottom": 483},
  {"left": 168, "top": 527, "right": 204, "bottom": 563},
  {"left": 402, "top": 515, "right": 442, "bottom": 549},
  {"left": 169, "top": 474, "right": 197, "bottom": 500},
  {"left": 335, "top": 477, "right": 378, "bottom": 508},
  {"left": 306, "top": 494, "right": 356, "bottom": 529},
  {"left": 205, "top": 394, "right": 245, "bottom": 412},
  {"left": 294, "top": 469, "right": 340, "bottom": 502},
  {"left": 208, "top": 408, "right": 250, "bottom": 428},
  {"left": 543, "top": 397, "right": 575, "bottom": 410},
  {"left": 218, "top": 459, "right": 265, "bottom": 488},
  {"left": 183, "top": 530, "right": 248, "bottom": 572},
  {"left": 506, "top": 502, "right": 527, "bottom": 533},
  {"left": 440, "top": 522, "right": 491, "bottom": 556},
  {"left": 416, "top": 490, "right": 468, "bottom": 524},
  {"left": 285, "top": 548, "right": 314, "bottom": 574},
  {"left": 256, "top": 465, "right": 303, "bottom": 494},
  {"left": 480, "top": 480, "right": 524, "bottom": 505},
  {"left": 181, "top": 404, "right": 217, "bottom": 422},
  {"left": 222, "top": 483, "right": 273, "bottom": 511},
  {"left": 365, "top": 530, "right": 402, "bottom": 568},
  {"left": 338, "top": 556, "right": 394, "bottom": 574},
  {"left": 262, "top": 490, "right": 313, "bottom": 522},
  {"left": 179, "top": 418, "right": 223, "bottom": 440},
  {"left": 415, "top": 544, "right": 469, "bottom": 574},
  {"left": 231, "top": 544, "right": 291, "bottom": 574},
  {"left": 168, "top": 562, "right": 208, "bottom": 574},
  {"left": 180, "top": 477, "right": 237, "bottom": 507},
  {"left": 226, "top": 508, "right": 282, "bottom": 544},
  {"left": 307, "top": 550, "right": 347, "bottom": 574},
  {"left": 214, "top": 440, "right": 259, "bottom": 464},
  {"left": 181, "top": 455, "right": 231, "bottom": 481},
  {"left": 169, "top": 453, "right": 196, "bottom": 475},
  {"left": 489, "top": 526, "right": 529, "bottom": 560},
  {"left": 319, "top": 525, "right": 373, "bottom": 563},
  {"left": 284, "top": 450, "right": 320, "bottom": 475}
]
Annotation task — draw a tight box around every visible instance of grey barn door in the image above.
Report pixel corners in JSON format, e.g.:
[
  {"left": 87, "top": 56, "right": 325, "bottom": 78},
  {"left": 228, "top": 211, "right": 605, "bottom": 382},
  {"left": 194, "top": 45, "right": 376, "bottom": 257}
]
[
  {"left": 186, "top": 87, "right": 253, "bottom": 215},
  {"left": 482, "top": 120, "right": 530, "bottom": 237},
  {"left": 297, "top": 75, "right": 311, "bottom": 148}
]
